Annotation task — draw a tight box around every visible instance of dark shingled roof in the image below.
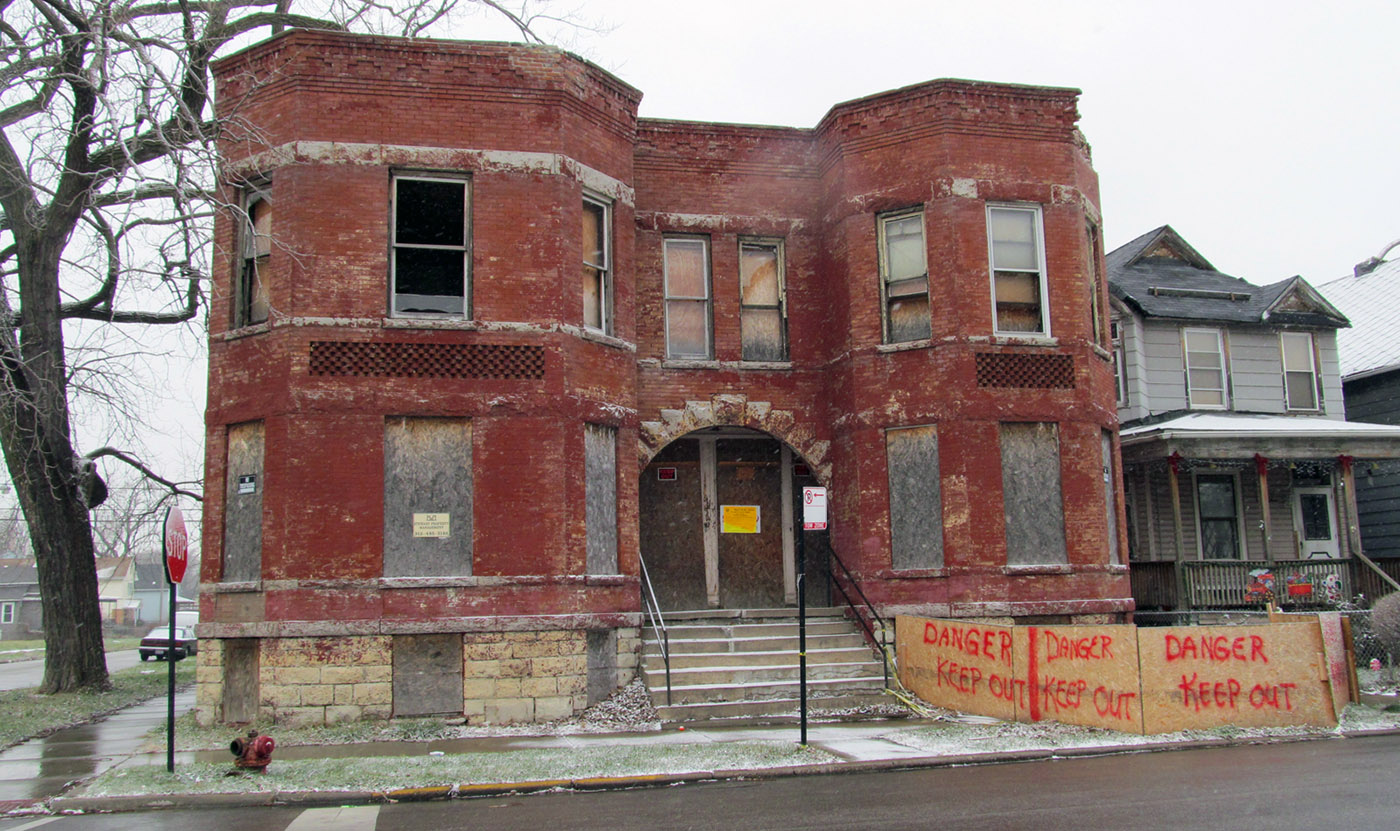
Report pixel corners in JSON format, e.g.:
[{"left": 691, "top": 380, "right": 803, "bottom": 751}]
[{"left": 1107, "top": 226, "right": 1348, "bottom": 328}]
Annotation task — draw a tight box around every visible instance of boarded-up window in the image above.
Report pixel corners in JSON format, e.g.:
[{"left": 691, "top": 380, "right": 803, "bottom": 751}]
[
  {"left": 222, "top": 639, "right": 259, "bottom": 724},
  {"left": 1102, "top": 429, "right": 1120, "bottom": 565},
  {"left": 393, "top": 634, "right": 463, "bottom": 717},
  {"left": 1000, "top": 423, "right": 1068, "bottom": 565},
  {"left": 886, "top": 425, "right": 943, "bottom": 569},
  {"left": 586, "top": 629, "right": 618, "bottom": 705},
  {"left": 664, "top": 236, "right": 711, "bottom": 359},
  {"left": 739, "top": 240, "right": 787, "bottom": 361},
  {"left": 223, "top": 422, "right": 264, "bottom": 582},
  {"left": 384, "top": 418, "right": 472, "bottom": 577},
  {"left": 879, "top": 210, "right": 930, "bottom": 343},
  {"left": 585, "top": 424, "right": 618, "bottom": 575}
]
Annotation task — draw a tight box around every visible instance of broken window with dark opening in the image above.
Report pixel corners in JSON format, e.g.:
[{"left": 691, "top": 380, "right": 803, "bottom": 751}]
[
  {"left": 235, "top": 191, "right": 271, "bottom": 328},
  {"left": 392, "top": 176, "right": 469, "bottom": 316},
  {"left": 739, "top": 240, "right": 787, "bottom": 361}
]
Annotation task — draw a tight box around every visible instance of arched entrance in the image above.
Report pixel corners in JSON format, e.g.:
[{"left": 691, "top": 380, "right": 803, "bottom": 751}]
[{"left": 639, "top": 427, "right": 831, "bottom": 611}]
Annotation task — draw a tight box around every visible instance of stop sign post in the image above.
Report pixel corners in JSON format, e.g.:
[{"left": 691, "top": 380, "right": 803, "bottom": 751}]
[{"left": 161, "top": 505, "right": 188, "bottom": 772}]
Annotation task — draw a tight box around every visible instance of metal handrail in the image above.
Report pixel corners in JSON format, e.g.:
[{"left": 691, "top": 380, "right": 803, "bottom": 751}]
[
  {"left": 638, "top": 555, "right": 671, "bottom": 706},
  {"left": 826, "top": 549, "right": 892, "bottom": 688}
]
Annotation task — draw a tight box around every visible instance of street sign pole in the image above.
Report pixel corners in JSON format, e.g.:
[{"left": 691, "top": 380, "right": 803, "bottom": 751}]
[
  {"left": 162, "top": 505, "right": 188, "bottom": 774},
  {"left": 797, "top": 486, "right": 828, "bottom": 747}
]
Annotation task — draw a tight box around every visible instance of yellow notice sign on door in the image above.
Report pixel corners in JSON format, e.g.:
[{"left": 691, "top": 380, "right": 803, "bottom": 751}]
[
  {"left": 721, "top": 505, "right": 760, "bottom": 534},
  {"left": 413, "top": 513, "right": 451, "bottom": 538}
]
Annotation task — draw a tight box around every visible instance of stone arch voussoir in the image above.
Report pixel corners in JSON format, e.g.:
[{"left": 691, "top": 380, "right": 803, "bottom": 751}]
[{"left": 637, "top": 393, "right": 832, "bottom": 485}]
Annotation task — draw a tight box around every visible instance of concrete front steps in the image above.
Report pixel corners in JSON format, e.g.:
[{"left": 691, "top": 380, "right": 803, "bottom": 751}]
[{"left": 641, "top": 608, "right": 894, "bottom": 724}]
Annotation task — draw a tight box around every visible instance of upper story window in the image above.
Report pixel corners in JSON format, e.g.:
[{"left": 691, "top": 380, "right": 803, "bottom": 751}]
[
  {"left": 739, "top": 239, "right": 787, "bottom": 361},
  {"left": 1183, "top": 327, "right": 1227, "bottom": 409},
  {"left": 987, "top": 204, "right": 1048, "bottom": 335},
  {"left": 392, "top": 175, "right": 469, "bottom": 317},
  {"left": 1280, "top": 332, "right": 1319, "bottom": 411},
  {"left": 1111, "top": 319, "right": 1128, "bottom": 406},
  {"left": 664, "top": 236, "right": 711, "bottom": 359},
  {"left": 233, "top": 189, "right": 271, "bottom": 328},
  {"left": 879, "top": 209, "right": 930, "bottom": 343},
  {"left": 582, "top": 197, "right": 611, "bottom": 334},
  {"left": 1087, "top": 222, "right": 1107, "bottom": 347}
]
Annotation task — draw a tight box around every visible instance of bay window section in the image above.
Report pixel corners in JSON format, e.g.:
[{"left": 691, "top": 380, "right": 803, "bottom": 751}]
[
  {"left": 987, "top": 204, "right": 1048, "bottom": 335},
  {"left": 582, "top": 197, "right": 611, "bottom": 333},
  {"left": 392, "top": 175, "right": 469, "bottom": 317},
  {"left": 879, "top": 210, "right": 930, "bottom": 343}
]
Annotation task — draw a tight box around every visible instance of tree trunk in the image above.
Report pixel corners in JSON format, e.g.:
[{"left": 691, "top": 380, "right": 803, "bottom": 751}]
[{"left": 0, "top": 240, "right": 109, "bottom": 693}]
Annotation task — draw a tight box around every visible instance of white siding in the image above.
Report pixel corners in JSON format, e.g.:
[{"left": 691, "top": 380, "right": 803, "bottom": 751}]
[
  {"left": 1315, "top": 330, "right": 1345, "bottom": 420},
  {"left": 1117, "top": 313, "right": 1150, "bottom": 423},
  {"left": 1226, "top": 329, "right": 1285, "bottom": 414},
  {"left": 1140, "top": 322, "right": 1188, "bottom": 414}
]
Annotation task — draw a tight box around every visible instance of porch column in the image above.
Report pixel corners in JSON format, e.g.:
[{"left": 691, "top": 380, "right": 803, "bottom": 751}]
[
  {"left": 1168, "top": 452, "right": 1188, "bottom": 608},
  {"left": 1338, "top": 455, "right": 1362, "bottom": 557},
  {"left": 1255, "top": 454, "right": 1273, "bottom": 565},
  {"left": 700, "top": 436, "right": 719, "bottom": 607},
  {"left": 781, "top": 445, "right": 796, "bottom": 604}
]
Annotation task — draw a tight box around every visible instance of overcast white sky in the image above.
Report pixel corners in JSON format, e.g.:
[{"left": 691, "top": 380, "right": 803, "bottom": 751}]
[
  {"left": 44, "top": 0, "right": 1400, "bottom": 545},
  {"left": 485, "top": 0, "right": 1398, "bottom": 283}
]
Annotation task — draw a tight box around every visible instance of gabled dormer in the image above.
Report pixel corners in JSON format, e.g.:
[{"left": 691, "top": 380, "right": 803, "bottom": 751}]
[{"left": 1107, "top": 226, "right": 1349, "bottom": 423}]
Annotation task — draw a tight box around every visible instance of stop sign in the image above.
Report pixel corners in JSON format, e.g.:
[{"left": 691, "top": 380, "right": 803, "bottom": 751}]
[{"left": 163, "top": 505, "right": 189, "bottom": 584}]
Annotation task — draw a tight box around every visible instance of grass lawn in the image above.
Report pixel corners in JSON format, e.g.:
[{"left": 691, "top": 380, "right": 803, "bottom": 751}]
[
  {"left": 0, "top": 636, "right": 144, "bottom": 663},
  {"left": 0, "top": 659, "right": 194, "bottom": 750}
]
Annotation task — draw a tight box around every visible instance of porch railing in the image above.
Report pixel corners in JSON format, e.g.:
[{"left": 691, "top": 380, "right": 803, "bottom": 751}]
[
  {"left": 827, "top": 549, "right": 892, "bottom": 687},
  {"left": 638, "top": 555, "right": 671, "bottom": 706},
  {"left": 1181, "top": 559, "right": 1353, "bottom": 609},
  {"left": 1129, "top": 560, "right": 1178, "bottom": 610}
]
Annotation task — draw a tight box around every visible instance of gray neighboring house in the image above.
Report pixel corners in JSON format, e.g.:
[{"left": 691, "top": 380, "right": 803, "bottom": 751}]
[
  {"left": 0, "top": 560, "right": 41, "bottom": 638},
  {"left": 1319, "top": 239, "right": 1400, "bottom": 561},
  {"left": 1108, "top": 226, "right": 1400, "bottom": 614}
]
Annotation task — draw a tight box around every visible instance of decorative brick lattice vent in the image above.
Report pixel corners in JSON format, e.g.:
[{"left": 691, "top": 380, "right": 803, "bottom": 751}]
[
  {"left": 309, "top": 341, "right": 546, "bottom": 379},
  {"left": 975, "top": 352, "right": 1074, "bottom": 389}
]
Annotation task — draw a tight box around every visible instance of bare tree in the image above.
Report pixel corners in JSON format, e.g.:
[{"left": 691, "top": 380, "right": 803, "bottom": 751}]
[{"left": 0, "top": 0, "right": 579, "bottom": 692}]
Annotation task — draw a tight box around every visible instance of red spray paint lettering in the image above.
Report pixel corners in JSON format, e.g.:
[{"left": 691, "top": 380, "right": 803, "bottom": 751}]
[
  {"left": 934, "top": 657, "right": 983, "bottom": 695},
  {"left": 924, "top": 621, "right": 1013, "bottom": 666},
  {"left": 1164, "top": 634, "right": 1267, "bottom": 663},
  {"left": 1043, "top": 631, "right": 1114, "bottom": 663}
]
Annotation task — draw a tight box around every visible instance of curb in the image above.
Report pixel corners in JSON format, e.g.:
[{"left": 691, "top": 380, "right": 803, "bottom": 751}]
[{"left": 42, "top": 725, "right": 1400, "bottom": 815}]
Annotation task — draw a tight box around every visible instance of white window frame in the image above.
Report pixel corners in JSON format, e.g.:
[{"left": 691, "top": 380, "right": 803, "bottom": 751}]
[
  {"left": 1183, "top": 327, "right": 1228, "bottom": 410},
  {"left": 986, "top": 203, "right": 1050, "bottom": 337},
  {"left": 390, "top": 174, "right": 471, "bottom": 318},
  {"left": 1193, "top": 471, "right": 1245, "bottom": 560},
  {"left": 878, "top": 208, "right": 930, "bottom": 344},
  {"left": 1280, "top": 331, "right": 1320, "bottom": 411},
  {"left": 1111, "top": 318, "right": 1128, "bottom": 407},
  {"left": 0, "top": 601, "right": 13, "bottom": 625},
  {"left": 582, "top": 195, "right": 611, "bottom": 334},
  {"left": 738, "top": 237, "right": 788, "bottom": 362},
  {"left": 663, "top": 235, "right": 712, "bottom": 360}
]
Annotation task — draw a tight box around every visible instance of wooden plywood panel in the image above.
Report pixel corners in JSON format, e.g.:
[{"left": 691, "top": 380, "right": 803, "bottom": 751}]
[
  {"left": 716, "top": 439, "right": 784, "bottom": 609},
  {"left": 639, "top": 442, "right": 706, "bottom": 611},
  {"left": 393, "top": 634, "right": 463, "bottom": 717},
  {"left": 1014, "top": 623, "right": 1142, "bottom": 732},
  {"left": 585, "top": 424, "right": 618, "bottom": 575},
  {"left": 383, "top": 418, "right": 472, "bottom": 577},
  {"left": 222, "top": 639, "right": 259, "bottom": 724},
  {"left": 1138, "top": 623, "right": 1335, "bottom": 733},
  {"left": 896, "top": 616, "right": 1017, "bottom": 721},
  {"left": 886, "top": 425, "right": 943, "bottom": 570},
  {"left": 223, "top": 422, "right": 264, "bottom": 583},
  {"left": 1000, "top": 423, "right": 1067, "bottom": 565}
]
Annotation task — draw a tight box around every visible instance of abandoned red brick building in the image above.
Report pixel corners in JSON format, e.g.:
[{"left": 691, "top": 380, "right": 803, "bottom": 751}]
[{"left": 199, "top": 30, "right": 1129, "bottom": 726}]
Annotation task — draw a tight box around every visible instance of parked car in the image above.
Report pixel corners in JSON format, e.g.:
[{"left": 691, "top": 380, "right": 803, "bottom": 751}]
[{"left": 139, "top": 625, "right": 197, "bottom": 661}]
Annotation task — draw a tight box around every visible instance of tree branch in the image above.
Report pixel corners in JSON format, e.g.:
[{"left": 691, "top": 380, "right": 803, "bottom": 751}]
[{"left": 83, "top": 446, "right": 203, "bottom": 502}]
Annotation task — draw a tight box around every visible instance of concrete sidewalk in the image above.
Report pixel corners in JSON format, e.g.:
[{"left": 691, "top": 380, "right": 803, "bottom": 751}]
[{"left": 32, "top": 715, "right": 1400, "bottom": 816}]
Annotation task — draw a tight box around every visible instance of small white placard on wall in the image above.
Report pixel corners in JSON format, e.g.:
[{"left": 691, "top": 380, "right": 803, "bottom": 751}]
[{"left": 413, "top": 513, "right": 451, "bottom": 538}]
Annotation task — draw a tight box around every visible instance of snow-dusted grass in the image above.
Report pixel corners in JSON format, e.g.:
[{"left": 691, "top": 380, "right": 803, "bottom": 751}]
[{"left": 80, "top": 741, "right": 836, "bottom": 797}]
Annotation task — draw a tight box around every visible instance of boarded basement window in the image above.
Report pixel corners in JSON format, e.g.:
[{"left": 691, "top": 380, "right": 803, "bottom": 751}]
[
  {"left": 222, "top": 639, "right": 259, "bottom": 724},
  {"left": 585, "top": 424, "right": 618, "bottom": 574},
  {"left": 393, "top": 634, "right": 463, "bottom": 717},
  {"left": 586, "top": 629, "right": 618, "bottom": 706},
  {"left": 223, "top": 422, "right": 264, "bottom": 582},
  {"left": 1000, "top": 422, "right": 1068, "bottom": 565},
  {"left": 885, "top": 425, "right": 944, "bottom": 570},
  {"left": 383, "top": 417, "right": 472, "bottom": 577}
]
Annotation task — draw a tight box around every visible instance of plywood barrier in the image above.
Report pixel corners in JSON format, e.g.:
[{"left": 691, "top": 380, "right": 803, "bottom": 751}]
[{"left": 896, "top": 615, "right": 1346, "bottom": 734}]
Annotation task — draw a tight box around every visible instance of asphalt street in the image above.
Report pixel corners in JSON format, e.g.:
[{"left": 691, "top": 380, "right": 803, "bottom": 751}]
[
  {"left": 2, "top": 733, "right": 1396, "bottom": 831},
  {"left": 0, "top": 652, "right": 144, "bottom": 692}
]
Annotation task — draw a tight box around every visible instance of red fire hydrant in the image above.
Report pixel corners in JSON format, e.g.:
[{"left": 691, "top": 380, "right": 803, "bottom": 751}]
[{"left": 230, "top": 730, "right": 276, "bottom": 773}]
